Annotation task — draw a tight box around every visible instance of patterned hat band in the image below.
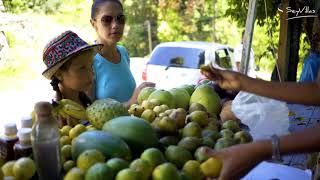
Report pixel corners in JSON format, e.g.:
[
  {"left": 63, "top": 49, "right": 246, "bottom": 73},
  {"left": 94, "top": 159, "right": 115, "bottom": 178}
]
[
  {"left": 43, "top": 31, "right": 89, "bottom": 68},
  {"left": 41, "top": 30, "right": 103, "bottom": 79}
]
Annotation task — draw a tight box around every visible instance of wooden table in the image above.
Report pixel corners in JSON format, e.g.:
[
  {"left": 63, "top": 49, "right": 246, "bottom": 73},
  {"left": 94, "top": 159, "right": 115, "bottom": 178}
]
[{"left": 282, "top": 104, "right": 320, "bottom": 172}]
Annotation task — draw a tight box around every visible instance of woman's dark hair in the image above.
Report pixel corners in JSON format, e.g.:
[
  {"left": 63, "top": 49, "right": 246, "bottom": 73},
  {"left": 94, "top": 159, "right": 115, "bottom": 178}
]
[{"left": 91, "top": 0, "right": 123, "bottom": 19}]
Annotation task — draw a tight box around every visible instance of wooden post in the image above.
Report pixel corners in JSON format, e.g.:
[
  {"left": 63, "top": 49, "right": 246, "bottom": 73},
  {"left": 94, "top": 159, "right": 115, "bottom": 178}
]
[
  {"left": 276, "top": 0, "right": 290, "bottom": 82},
  {"left": 147, "top": 20, "right": 153, "bottom": 55},
  {"left": 240, "top": 0, "right": 258, "bottom": 75},
  {"left": 212, "top": 0, "right": 216, "bottom": 42}
]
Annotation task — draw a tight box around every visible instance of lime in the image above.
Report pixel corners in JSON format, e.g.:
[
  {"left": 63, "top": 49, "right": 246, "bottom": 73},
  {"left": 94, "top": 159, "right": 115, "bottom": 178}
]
[
  {"left": 61, "top": 125, "right": 72, "bottom": 136},
  {"left": 69, "top": 128, "right": 83, "bottom": 139},
  {"left": 74, "top": 124, "right": 86, "bottom": 132},
  {"left": 129, "top": 159, "right": 152, "bottom": 180},
  {"left": 61, "top": 144, "right": 72, "bottom": 159},
  {"left": 60, "top": 135, "right": 72, "bottom": 146},
  {"left": 183, "top": 160, "right": 204, "bottom": 180},
  {"left": 64, "top": 167, "right": 84, "bottom": 180},
  {"left": 77, "top": 149, "right": 105, "bottom": 172},
  {"left": 12, "top": 157, "right": 36, "bottom": 180},
  {"left": 152, "top": 163, "right": 179, "bottom": 180},
  {"left": 140, "top": 148, "right": 165, "bottom": 169},
  {"left": 115, "top": 168, "right": 141, "bottom": 180},
  {"left": 200, "top": 157, "right": 222, "bottom": 178},
  {"left": 64, "top": 160, "right": 75, "bottom": 172},
  {"left": 85, "top": 163, "right": 114, "bottom": 180},
  {"left": 106, "top": 158, "right": 129, "bottom": 174},
  {"left": 1, "top": 160, "right": 16, "bottom": 176}
]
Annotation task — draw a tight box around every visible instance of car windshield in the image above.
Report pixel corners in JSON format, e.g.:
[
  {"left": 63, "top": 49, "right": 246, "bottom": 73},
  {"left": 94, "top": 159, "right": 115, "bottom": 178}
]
[{"left": 148, "top": 46, "right": 205, "bottom": 69}]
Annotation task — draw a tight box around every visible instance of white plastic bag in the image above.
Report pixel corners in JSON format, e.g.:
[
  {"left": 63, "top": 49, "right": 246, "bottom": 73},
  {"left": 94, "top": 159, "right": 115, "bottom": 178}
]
[{"left": 231, "top": 91, "right": 290, "bottom": 140}]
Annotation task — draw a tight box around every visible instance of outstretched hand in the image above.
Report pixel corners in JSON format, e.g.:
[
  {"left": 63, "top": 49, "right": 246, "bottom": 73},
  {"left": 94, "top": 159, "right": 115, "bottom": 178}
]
[
  {"left": 201, "top": 65, "right": 245, "bottom": 92},
  {"left": 136, "top": 82, "right": 156, "bottom": 92},
  {"left": 127, "top": 82, "right": 155, "bottom": 106},
  {"left": 204, "top": 142, "right": 269, "bottom": 180}
]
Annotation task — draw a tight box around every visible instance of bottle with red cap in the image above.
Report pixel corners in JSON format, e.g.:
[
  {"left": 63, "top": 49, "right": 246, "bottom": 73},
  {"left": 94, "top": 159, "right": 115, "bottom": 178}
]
[{"left": 31, "top": 101, "right": 62, "bottom": 180}]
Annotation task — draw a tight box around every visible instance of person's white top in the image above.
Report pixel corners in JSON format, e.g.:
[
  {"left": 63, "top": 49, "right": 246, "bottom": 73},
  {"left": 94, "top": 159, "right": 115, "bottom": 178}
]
[{"left": 234, "top": 43, "right": 256, "bottom": 78}]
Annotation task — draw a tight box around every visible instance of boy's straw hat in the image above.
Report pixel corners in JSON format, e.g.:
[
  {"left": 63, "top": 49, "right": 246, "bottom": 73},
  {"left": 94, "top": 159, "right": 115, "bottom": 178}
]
[{"left": 42, "top": 30, "right": 103, "bottom": 79}]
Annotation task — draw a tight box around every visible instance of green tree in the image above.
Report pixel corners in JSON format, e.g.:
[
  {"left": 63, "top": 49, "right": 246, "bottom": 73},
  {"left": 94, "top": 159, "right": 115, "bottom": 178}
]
[
  {"left": 225, "top": 0, "right": 319, "bottom": 81},
  {"left": 122, "top": 0, "right": 159, "bottom": 57}
]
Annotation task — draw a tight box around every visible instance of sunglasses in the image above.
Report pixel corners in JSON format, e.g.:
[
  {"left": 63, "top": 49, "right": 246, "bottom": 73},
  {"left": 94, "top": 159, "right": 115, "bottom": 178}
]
[{"left": 99, "top": 14, "right": 126, "bottom": 26}]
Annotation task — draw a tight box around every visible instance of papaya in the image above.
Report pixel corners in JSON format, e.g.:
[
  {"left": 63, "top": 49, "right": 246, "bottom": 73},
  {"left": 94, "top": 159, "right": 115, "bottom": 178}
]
[{"left": 102, "top": 116, "right": 159, "bottom": 154}]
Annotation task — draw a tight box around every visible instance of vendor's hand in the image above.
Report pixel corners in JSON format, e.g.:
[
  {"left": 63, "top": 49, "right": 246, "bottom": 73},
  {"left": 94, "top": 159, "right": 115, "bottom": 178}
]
[
  {"left": 201, "top": 67, "right": 244, "bottom": 92},
  {"left": 136, "top": 82, "right": 156, "bottom": 93},
  {"left": 205, "top": 142, "right": 269, "bottom": 180}
]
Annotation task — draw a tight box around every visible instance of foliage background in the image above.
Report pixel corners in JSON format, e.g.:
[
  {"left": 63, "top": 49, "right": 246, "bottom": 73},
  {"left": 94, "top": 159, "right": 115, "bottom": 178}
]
[{"left": 0, "top": 0, "right": 311, "bottom": 91}]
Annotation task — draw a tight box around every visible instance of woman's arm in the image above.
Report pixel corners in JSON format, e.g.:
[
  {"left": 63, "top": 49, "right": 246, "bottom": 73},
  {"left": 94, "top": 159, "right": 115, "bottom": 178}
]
[
  {"left": 210, "top": 124, "right": 320, "bottom": 180},
  {"left": 202, "top": 68, "right": 320, "bottom": 106},
  {"left": 123, "top": 82, "right": 156, "bottom": 108},
  {"left": 241, "top": 75, "right": 320, "bottom": 106}
]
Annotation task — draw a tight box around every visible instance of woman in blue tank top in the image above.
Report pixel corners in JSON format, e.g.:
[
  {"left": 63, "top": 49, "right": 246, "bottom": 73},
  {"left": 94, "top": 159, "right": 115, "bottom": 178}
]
[{"left": 90, "top": 0, "right": 154, "bottom": 106}]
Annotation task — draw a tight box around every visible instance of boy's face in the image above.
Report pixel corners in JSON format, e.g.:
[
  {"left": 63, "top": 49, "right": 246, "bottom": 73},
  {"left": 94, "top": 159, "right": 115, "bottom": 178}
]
[{"left": 59, "top": 50, "right": 95, "bottom": 92}]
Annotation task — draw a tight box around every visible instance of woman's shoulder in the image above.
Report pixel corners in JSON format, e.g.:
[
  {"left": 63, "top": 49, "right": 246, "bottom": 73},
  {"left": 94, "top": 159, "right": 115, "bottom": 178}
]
[
  {"left": 117, "top": 45, "right": 128, "bottom": 54},
  {"left": 117, "top": 45, "right": 130, "bottom": 62},
  {"left": 93, "top": 53, "right": 103, "bottom": 65}
]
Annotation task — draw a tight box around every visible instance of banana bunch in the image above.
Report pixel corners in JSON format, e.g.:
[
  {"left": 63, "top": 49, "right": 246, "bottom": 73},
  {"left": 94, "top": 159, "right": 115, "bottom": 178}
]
[{"left": 56, "top": 99, "right": 87, "bottom": 121}]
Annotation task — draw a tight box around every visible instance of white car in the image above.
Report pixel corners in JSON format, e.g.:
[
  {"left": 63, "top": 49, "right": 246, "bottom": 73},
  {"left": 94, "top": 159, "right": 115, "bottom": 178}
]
[{"left": 142, "top": 41, "right": 236, "bottom": 90}]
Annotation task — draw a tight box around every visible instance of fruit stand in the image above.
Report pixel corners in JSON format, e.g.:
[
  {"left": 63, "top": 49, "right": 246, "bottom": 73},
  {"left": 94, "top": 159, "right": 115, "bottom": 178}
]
[{"left": 0, "top": 83, "right": 254, "bottom": 180}]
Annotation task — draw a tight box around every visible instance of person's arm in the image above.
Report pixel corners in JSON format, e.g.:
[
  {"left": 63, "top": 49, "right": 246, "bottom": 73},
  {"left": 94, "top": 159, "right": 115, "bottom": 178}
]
[
  {"left": 241, "top": 75, "right": 320, "bottom": 106},
  {"left": 202, "top": 67, "right": 320, "bottom": 106},
  {"left": 236, "top": 62, "right": 241, "bottom": 71},
  {"left": 123, "top": 82, "right": 156, "bottom": 108},
  {"left": 209, "top": 124, "right": 320, "bottom": 180}
]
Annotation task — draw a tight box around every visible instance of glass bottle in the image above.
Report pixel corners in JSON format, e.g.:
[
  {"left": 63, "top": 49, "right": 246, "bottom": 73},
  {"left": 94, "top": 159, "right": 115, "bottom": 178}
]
[{"left": 31, "top": 102, "right": 62, "bottom": 180}]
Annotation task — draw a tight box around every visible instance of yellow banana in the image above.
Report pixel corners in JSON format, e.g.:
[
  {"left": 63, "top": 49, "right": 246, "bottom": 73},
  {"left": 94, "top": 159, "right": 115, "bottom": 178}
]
[
  {"left": 59, "top": 99, "right": 86, "bottom": 111},
  {"left": 58, "top": 108, "right": 70, "bottom": 119},
  {"left": 62, "top": 104, "right": 87, "bottom": 120}
]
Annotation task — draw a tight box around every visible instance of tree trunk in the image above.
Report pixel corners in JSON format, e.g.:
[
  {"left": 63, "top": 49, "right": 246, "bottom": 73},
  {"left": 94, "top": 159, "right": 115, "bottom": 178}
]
[
  {"left": 272, "top": 0, "right": 302, "bottom": 82},
  {"left": 311, "top": 17, "right": 320, "bottom": 52}
]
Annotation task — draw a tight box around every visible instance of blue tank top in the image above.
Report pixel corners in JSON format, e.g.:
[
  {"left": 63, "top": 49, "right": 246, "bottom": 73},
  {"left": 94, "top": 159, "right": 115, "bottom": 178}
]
[{"left": 93, "top": 45, "right": 136, "bottom": 102}]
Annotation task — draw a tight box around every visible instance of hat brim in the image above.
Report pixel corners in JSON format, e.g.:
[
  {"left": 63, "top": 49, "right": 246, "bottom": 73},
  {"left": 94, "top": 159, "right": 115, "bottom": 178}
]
[{"left": 42, "top": 44, "right": 103, "bottom": 79}]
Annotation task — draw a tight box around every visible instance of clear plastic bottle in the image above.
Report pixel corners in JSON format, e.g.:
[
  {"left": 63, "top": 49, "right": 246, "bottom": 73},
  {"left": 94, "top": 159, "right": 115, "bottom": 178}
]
[
  {"left": 14, "top": 128, "right": 32, "bottom": 159},
  {"left": 0, "top": 123, "right": 19, "bottom": 161},
  {"left": 31, "top": 102, "right": 62, "bottom": 180}
]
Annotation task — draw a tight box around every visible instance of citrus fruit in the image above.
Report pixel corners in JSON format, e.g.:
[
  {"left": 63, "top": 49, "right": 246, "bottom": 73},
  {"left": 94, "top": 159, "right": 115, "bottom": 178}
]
[
  {"left": 200, "top": 157, "right": 222, "bottom": 178},
  {"left": 129, "top": 159, "right": 152, "bottom": 180},
  {"left": 12, "top": 157, "right": 36, "bottom": 180},
  {"left": 115, "top": 168, "right": 141, "bottom": 180},
  {"left": 64, "top": 167, "right": 84, "bottom": 180},
  {"left": 77, "top": 149, "right": 105, "bottom": 172},
  {"left": 61, "top": 144, "right": 72, "bottom": 159},
  {"left": 64, "top": 160, "right": 75, "bottom": 172},
  {"left": 1, "top": 160, "right": 16, "bottom": 176}
]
